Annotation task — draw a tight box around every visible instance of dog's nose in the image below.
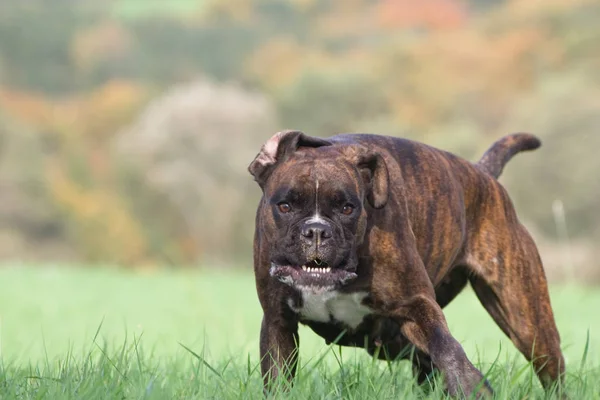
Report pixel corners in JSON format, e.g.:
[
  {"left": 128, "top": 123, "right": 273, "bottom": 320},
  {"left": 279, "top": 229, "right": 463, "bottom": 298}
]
[{"left": 301, "top": 222, "right": 333, "bottom": 243}]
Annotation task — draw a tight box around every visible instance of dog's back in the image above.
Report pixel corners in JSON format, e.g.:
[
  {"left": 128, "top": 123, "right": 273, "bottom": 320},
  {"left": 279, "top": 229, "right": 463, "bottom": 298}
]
[{"left": 329, "top": 133, "right": 541, "bottom": 283}]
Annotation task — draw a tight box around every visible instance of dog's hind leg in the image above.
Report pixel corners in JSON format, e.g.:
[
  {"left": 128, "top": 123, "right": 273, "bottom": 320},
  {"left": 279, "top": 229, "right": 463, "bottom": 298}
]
[
  {"left": 435, "top": 267, "right": 470, "bottom": 309},
  {"left": 465, "top": 223, "right": 565, "bottom": 391}
]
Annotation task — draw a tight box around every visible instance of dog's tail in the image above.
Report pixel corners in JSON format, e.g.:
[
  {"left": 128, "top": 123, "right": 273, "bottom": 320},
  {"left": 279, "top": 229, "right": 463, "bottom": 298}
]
[{"left": 476, "top": 133, "right": 541, "bottom": 179}]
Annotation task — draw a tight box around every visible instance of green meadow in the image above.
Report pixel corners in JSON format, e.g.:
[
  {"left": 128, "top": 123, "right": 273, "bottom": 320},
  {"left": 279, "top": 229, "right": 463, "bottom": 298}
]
[{"left": 1, "top": 265, "right": 599, "bottom": 399}]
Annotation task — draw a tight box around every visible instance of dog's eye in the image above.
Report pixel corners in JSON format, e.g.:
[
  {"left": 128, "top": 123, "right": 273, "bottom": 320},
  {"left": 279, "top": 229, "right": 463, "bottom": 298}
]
[
  {"left": 341, "top": 204, "right": 354, "bottom": 215},
  {"left": 278, "top": 202, "right": 291, "bottom": 213}
]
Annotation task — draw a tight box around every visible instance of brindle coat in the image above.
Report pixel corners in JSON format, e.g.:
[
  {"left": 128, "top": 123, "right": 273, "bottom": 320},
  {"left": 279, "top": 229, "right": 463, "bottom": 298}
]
[{"left": 248, "top": 131, "right": 564, "bottom": 397}]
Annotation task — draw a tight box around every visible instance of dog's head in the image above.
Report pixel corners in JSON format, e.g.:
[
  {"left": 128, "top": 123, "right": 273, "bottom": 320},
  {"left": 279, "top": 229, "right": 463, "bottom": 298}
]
[{"left": 249, "top": 130, "right": 389, "bottom": 292}]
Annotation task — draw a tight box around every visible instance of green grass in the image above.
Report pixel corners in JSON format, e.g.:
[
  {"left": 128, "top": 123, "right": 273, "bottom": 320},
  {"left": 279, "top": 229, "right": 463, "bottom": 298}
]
[{"left": 0, "top": 265, "right": 599, "bottom": 399}]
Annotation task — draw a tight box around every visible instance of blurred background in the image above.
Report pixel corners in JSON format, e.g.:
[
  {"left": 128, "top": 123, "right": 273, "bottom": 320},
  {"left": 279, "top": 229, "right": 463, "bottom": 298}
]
[{"left": 0, "top": 0, "right": 598, "bottom": 282}]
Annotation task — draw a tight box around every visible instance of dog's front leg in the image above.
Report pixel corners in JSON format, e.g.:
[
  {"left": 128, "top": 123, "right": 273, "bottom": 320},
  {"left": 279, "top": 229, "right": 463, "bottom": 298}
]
[
  {"left": 259, "top": 314, "right": 299, "bottom": 394},
  {"left": 391, "top": 294, "right": 492, "bottom": 398}
]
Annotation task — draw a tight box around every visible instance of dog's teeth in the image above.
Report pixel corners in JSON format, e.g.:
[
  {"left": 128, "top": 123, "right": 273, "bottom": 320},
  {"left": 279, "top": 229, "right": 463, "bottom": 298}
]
[
  {"left": 302, "top": 265, "right": 307, "bottom": 271},
  {"left": 326, "top": 267, "right": 331, "bottom": 272}
]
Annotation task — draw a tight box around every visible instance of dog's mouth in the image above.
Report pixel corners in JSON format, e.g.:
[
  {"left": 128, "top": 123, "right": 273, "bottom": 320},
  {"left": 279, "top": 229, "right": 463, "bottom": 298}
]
[{"left": 269, "top": 258, "right": 357, "bottom": 291}]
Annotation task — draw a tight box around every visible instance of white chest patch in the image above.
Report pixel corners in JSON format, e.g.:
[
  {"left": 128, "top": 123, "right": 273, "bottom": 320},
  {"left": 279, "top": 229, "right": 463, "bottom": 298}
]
[{"left": 290, "top": 290, "right": 372, "bottom": 330}]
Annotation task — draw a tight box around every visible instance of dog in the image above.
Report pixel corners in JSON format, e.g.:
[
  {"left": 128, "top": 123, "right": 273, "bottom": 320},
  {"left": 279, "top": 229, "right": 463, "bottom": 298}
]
[{"left": 248, "top": 131, "right": 564, "bottom": 397}]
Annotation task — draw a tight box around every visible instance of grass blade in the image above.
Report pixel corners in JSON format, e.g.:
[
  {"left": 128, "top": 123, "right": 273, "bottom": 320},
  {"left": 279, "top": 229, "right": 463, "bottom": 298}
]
[
  {"left": 580, "top": 328, "right": 590, "bottom": 370},
  {"left": 178, "top": 342, "right": 223, "bottom": 380}
]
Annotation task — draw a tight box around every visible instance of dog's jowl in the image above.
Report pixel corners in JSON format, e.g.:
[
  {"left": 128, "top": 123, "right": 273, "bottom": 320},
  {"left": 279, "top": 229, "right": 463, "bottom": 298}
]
[{"left": 248, "top": 131, "right": 565, "bottom": 397}]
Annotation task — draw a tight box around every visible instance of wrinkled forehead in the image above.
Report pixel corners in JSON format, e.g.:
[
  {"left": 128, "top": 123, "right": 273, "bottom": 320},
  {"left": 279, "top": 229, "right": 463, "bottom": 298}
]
[{"left": 267, "top": 156, "right": 361, "bottom": 199}]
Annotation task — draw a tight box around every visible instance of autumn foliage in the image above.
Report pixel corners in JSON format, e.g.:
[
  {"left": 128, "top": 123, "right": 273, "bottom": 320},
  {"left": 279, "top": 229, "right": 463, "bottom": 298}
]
[{"left": 0, "top": 0, "right": 598, "bottom": 279}]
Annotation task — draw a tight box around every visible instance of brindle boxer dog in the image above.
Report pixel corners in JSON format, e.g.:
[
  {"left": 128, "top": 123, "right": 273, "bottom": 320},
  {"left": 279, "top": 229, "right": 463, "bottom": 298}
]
[{"left": 248, "top": 131, "right": 564, "bottom": 398}]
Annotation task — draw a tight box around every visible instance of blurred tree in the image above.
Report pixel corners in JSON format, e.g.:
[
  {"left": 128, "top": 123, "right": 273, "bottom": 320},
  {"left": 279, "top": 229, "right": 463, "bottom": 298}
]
[
  {"left": 0, "top": 0, "right": 105, "bottom": 93},
  {"left": 0, "top": 82, "right": 151, "bottom": 264},
  {"left": 116, "top": 79, "right": 277, "bottom": 265},
  {"left": 500, "top": 72, "right": 600, "bottom": 242},
  {"left": 0, "top": 0, "right": 597, "bottom": 274},
  {"left": 112, "top": 0, "right": 205, "bottom": 20},
  {"left": 377, "top": 0, "right": 467, "bottom": 30},
  {"left": 0, "top": 112, "right": 72, "bottom": 260},
  {"left": 71, "top": 20, "right": 135, "bottom": 87},
  {"left": 274, "top": 69, "right": 389, "bottom": 134}
]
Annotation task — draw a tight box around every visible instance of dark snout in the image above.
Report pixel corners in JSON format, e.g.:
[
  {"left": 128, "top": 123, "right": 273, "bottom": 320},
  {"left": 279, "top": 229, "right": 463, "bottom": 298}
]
[
  {"left": 269, "top": 214, "right": 358, "bottom": 286},
  {"left": 301, "top": 221, "right": 333, "bottom": 244},
  {"left": 298, "top": 218, "right": 338, "bottom": 264}
]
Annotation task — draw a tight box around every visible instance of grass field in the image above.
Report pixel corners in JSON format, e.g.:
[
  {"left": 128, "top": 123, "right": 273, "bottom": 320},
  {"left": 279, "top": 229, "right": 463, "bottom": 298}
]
[{"left": 0, "top": 265, "right": 599, "bottom": 399}]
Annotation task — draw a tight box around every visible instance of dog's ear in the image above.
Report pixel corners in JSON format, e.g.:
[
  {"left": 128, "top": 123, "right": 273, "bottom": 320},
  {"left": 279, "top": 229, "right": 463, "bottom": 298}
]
[
  {"left": 356, "top": 151, "right": 389, "bottom": 209},
  {"left": 248, "top": 130, "right": 331, "bottom": 188}
]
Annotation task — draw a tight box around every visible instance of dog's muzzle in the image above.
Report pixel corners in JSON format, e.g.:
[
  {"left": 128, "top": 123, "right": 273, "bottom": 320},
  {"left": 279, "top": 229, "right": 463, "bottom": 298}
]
[{"left": 269, "top": 258, "right": 357, "bottom": 291}]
